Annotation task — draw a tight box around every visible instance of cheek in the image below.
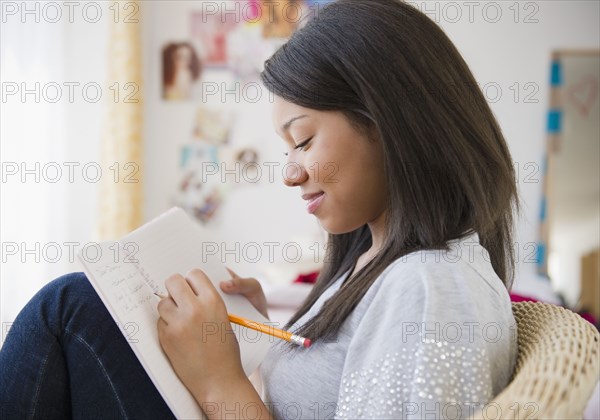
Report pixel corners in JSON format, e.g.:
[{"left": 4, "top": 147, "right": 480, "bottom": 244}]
[
  {"left": 316, "top": 162, "right": 340, "bottom": 185},
  {"left": 313, "top": 153, "right": 386, "bottom": 233},
  {"left": 327, "top": 159, "right": 386, "bottom": 210},
  {"left": 305, "top": 146, "right": 339, "bottom": 184},
  {"left": 337, "top": 150, "right": 386, "bottom": 206}
]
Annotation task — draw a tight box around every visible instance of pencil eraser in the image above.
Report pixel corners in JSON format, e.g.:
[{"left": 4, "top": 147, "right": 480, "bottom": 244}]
[{"left": 304, "top": 338, "right": 312, "bottom": 348}]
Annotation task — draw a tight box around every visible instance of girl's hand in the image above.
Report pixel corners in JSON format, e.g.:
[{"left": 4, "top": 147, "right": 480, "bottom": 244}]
[
  {"left": 156, "top": 269, "right": 245, "bottom": 401},
  {"left": 220, "top": 267, "right": 269, "bottom": 319}
]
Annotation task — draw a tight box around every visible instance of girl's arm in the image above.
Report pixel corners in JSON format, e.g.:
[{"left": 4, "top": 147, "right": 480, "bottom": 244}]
[
  {"left": 193, "top": 376, "right": 273, "bottom": 420},
  {"left": 156, "top": 269, "right": 273, "bottom": 420}
]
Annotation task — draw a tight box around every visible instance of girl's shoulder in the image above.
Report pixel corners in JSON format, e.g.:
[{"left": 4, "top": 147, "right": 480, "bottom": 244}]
[
  {"left": 357, "top": 232, "right": 513, "bottom": 323},
  {"left": 379, "top": 232, "right": 506, "bottom": 295},
  {"left": 347, "top": 233, "right": 516, "bottom": 352}
]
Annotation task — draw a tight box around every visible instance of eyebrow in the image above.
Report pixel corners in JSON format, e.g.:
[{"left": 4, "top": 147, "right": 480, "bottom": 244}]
[{"left": 279, "top": 115, "right": 309, "bottom": 134}]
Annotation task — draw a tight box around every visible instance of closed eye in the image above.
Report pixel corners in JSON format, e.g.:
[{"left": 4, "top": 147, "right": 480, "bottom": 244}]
[
  {"left": 295, "top": 137, "right": 313, "bottom": 150},
  {"left": 284, "top": 137, "right": 313, "bottom": 156}
]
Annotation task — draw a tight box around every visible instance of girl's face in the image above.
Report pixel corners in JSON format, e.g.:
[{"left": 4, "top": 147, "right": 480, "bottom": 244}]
[
  {"left": 174, "top": 46, "right": 192, "bottom": 69},
  {"left": 272, "top": 96, "right": 388, "bottom": 234}
]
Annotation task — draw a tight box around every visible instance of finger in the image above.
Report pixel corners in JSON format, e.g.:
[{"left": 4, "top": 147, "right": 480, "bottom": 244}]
[
  {"left": 164, "top": 273, "right": 196, "bottom": 308},
  {"left": 157, "top": 315, "right": 169, "bottom": 330},
  {"left": 185, "top": 268, "right": 219, "bottom": 300},
  {"left": 222, "top": 277, "right": 260, "bottom": 295},
  {"left": 219, "top": 280, "right": 234, "bottom": 292},
  {"left": 156, "top": 294, "right": 178, "bottom": 324},
  {"left": 220, "top": 269, "right": 238, "bottom": 290},
  {"left": 157, "top": 317, "right": 169, "bottom": 345},
  {"left": 225, "top": 266, "right": 241, "bottom": 279}
]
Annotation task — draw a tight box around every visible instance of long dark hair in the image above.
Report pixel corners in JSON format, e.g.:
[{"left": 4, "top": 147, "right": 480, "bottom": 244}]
[
  {"left": 162, "top": 42, "right": 202, "bottom": 87},
  {"left": 260, "top": 0, "right": 520, "bottom": 345}
]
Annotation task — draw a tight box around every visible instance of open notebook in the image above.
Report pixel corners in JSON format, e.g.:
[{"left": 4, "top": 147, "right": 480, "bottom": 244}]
[{"left": 78, "top": 207, "right": 272, "bottom": 419}]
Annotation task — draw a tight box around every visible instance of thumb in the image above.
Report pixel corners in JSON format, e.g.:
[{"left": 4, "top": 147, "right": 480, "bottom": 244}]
[
  {"left": 225, "top": 266, "right": 241, "bottom": 280},
  {"left": 221, "top": 269, "right": 260, "bottom": 295},
  {"left": 221, "top": 266, "right": 245, "bottom": 291}
]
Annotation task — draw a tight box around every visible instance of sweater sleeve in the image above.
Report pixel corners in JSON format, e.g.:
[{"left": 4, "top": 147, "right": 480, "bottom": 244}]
[{"left": 334, "top": 259, "right": 499, "bottom": 420}]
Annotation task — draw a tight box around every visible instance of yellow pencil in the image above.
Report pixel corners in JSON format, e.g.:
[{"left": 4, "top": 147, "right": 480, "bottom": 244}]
[{"left": 154, "top": 292, "right": 312, "bottom": 348}]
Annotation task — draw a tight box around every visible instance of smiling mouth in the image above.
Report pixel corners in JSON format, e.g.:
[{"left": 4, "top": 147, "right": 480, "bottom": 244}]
[
  {"left": 302, "top": 192, "right": 324, "bottom": 201},
  {"left": 305, "top": 192, "right": 325, "bottom": 214}
]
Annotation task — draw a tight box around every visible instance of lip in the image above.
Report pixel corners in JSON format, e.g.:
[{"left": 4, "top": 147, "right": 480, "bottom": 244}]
[
  {"left": 302, "top": 192, "right": 324, "bottom": 201},
  {"left": 304, "top": 192, "right": 325, "bottom": 214}
]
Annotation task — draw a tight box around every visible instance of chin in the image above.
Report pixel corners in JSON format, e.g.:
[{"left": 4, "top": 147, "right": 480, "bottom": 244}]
[{"left": 318, "top": 218, "right": 361, "bottom": 235}]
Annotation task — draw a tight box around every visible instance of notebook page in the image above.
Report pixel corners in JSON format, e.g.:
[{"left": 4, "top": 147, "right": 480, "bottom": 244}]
[
  {"left": 78, "top": 242, "right": 207, "bottom": 420},
  {"left": 120, "top": 207, "right": 273, "bottom": 376}
]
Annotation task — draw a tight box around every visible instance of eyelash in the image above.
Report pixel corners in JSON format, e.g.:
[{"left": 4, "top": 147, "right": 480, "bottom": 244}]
[{"left": 283, "top": 137, "right": 313, "bottom": 156}]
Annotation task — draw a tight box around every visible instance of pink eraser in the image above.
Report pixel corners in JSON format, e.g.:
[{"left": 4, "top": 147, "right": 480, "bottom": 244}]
[{"left": 304, "top": 338, "right": 312, "bottom": 348}]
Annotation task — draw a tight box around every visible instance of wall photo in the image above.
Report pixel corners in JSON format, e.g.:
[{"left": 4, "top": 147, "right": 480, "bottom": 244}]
[
  {"left": 175, "top": 142, "right": 224, "bottom": 224},
  {"left": 190, "top": 6, "right": 239, "bottom": 68},
  {"left": 162, "top": 41, "right": 203, "bottom": 101}
]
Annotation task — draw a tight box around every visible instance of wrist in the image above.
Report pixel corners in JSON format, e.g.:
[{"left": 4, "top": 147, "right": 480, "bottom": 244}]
[
  {"left": 195, "top": 373, "right": 272, "bottom": 420},
  {"left": 193, "top": 369, "right": 249, "bottom": 405}
]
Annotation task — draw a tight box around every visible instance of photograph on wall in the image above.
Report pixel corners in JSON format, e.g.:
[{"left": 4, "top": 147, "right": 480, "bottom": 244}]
[
  {"left": 234, "top": 147, "right": 261, "bottom": 186},
  {"left": 190, "top": 7, "right": 239, "bottom": 68},
  {"left": 161, "top": 41, "right": 203, "bottom": 101},
  {"left": 227, "top": 21, "right": 271, "bottom": 82},
  {"left": 192, "top": 106, "right": 235, "bottom": 145},
  {"left": 258, "top": 0, "right": 336, "bottom": 37},
  {"left": 217, "top": 145, "right": 263, "bottom": 188},
  {"left": 174, "top": 143, "right": 225, "bottom": 224},
  {"left": 303, "top": 0, "right": 335, "bottom": 6},
  {"left": 260, "top": 0, "right": 304, "bottom": 39}
]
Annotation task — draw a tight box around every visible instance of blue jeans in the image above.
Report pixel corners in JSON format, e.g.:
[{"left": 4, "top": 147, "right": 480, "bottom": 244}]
[{"left": 0, "top": 272, "right": 177, "bottom": 419}]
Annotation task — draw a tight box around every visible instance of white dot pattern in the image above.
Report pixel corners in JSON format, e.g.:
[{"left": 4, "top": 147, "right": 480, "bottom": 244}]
[{"left": 335, "top": 336, "right": 494, "bottom": 419}]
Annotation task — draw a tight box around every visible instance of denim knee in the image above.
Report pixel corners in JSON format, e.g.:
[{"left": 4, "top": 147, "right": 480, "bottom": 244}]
[
  {"left": 11, "top": 271, "right": 107, "bottom": 341},
  {"left": 1, "top": 272, "right": 175, "bottom": 420},
  {"left": 36, "top": 271, "right": 95, "bottom": 299}
]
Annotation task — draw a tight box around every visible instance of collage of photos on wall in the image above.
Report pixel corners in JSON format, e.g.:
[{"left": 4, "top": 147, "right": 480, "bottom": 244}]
[{"left": 164, "top": 0, "right": 333, "bottom": 224}]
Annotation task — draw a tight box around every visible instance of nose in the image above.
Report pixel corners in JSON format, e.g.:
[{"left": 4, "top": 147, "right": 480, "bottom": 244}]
[{"left": 282, "top": 160, "right": 308, "bottom": 187}]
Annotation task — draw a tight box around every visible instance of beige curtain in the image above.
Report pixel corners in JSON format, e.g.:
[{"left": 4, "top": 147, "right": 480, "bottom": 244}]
[{"left": 97, "top": 0, "right": 144, "bottom": 241}]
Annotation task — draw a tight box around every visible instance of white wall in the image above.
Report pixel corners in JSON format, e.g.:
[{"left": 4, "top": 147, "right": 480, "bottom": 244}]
[
  {"left": 141, "top": 1, "right": 599, "bottom": 295},
  {"left": 430, "top": 0, "right": 599, "bottom": 299},
  {"left": 1, "top": 4, "right": 108, "bottom": 326},
  {"left": 548, "top": 52, "right": 600, "bottom": 306}
]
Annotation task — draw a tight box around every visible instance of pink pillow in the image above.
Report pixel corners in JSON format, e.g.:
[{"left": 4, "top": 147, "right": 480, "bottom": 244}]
[{"left": 292, "top": 271, "right": 319, "bottom": 284}]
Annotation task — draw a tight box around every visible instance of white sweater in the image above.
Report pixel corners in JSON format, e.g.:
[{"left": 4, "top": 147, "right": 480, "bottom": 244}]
[{"left": 260, "top": 232, "right": 518, "bottom": 419}]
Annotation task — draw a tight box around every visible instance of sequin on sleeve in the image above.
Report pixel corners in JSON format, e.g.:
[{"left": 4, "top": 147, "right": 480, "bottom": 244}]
[{"left": 335, "top": 334, "right": 494, "bottom": 419}]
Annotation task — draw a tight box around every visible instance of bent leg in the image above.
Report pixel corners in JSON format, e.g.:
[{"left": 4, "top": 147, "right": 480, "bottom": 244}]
[{"left": 0, "top": 272, "right": 177, "bottom": 420}]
